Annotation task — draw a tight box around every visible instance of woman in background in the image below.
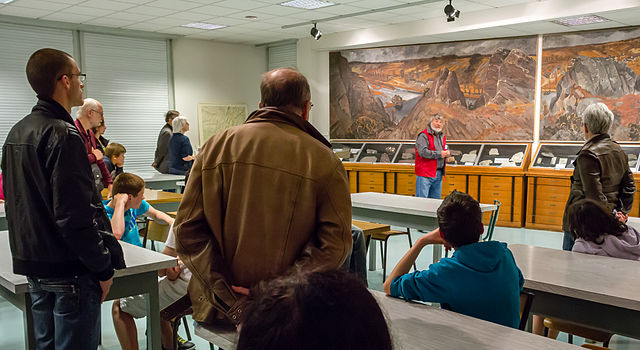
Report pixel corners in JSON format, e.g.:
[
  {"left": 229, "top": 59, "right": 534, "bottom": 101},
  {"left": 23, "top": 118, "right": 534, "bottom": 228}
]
[
  {"left": 92, "top": 117, "right": 108, "bottom": 154},
  {"left": 168, "top": 116, "right": 194, "bottom": 175}
]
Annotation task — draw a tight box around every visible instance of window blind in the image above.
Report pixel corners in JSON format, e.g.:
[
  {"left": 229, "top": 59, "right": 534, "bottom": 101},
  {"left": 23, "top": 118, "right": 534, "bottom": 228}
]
[
  {"left": 82, "top": 33, "right": 169, "bottom": 172},
  {"left": 0, "top": 23, "right": 74, "bottom": 158},
  {"left": 268, "top": 41, "right": 297, "bottom": 70}
]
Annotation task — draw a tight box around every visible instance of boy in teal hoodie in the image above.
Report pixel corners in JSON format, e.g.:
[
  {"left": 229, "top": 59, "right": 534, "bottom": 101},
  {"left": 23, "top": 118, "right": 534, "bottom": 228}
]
[{"left": 383, "top": 191, "right": 524, "bottom": 328}]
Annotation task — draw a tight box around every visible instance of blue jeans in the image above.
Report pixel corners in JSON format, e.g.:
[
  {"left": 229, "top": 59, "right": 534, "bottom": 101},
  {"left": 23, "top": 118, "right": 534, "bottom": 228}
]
[
  {"left": 562, "top": 231, "right": 575, "bottom": 251},
  {"left": 416, "top": 170, "right": 443, "bottom": 199},
  {"left": 27, "top": 275, "right": 102, "bottom": 350}
]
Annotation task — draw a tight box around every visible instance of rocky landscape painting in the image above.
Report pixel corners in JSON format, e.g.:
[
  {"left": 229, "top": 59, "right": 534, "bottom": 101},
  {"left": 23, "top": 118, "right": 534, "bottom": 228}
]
[
  {"left": 329, "top": 37, "right": 537, "bottom": 140},
  {"left": 541, "top": 28, "right": 640, "bottom": 141}
]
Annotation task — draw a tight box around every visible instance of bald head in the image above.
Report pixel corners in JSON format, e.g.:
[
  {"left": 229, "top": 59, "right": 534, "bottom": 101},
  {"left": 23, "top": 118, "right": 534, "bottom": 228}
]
[
  {"left": 77, "top": 98, "right": 104, "bottom": 128},
  {"left": 260, "top": 68, "right": 311, "bottom": 110}
]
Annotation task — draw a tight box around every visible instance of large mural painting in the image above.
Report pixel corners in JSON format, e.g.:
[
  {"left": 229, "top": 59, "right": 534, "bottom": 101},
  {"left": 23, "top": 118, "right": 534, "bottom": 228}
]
[
  {"left": 329, "top": 37, "right": 537, "bottom": 140},
  {"left": 541, "top": 28, "right": 640, "bottom": 141}
]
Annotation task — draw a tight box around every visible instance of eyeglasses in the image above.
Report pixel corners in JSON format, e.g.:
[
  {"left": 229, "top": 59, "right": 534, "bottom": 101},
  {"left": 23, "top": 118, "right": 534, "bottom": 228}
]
[
  {"left": 310, "top": 102, "right": 314, "bottom": 110},
  {"left": 57, "top": 73, "right": 86, "bottom": 83},
  {"left": 90, "top": 109, "right": 104, "bottom": 117}
]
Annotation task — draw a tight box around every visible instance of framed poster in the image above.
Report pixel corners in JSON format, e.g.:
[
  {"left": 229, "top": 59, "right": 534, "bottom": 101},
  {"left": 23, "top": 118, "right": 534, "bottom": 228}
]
[{"left": 197, "top": 103, "right": 248, "bottom": 145}]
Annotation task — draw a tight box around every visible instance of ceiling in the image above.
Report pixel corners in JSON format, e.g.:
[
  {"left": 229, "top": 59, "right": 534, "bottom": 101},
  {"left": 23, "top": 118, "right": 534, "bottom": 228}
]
[{"left": 0, "top": 0, "right": 639, "bottom": 46}]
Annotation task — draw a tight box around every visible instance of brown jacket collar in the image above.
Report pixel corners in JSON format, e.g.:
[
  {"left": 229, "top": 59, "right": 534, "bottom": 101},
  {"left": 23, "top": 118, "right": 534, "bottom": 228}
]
[{"left": 246, "top": 107, "right": 332, "bottom": 148}]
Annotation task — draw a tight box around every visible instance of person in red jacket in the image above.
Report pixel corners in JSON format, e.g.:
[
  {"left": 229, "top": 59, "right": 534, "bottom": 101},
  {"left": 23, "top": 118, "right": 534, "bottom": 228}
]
[
  {"left": 415, "top": 114, "right": 449, "bottom": 199},
  {"left": 75, "top": 98, "right": 113, "bottom": 195}
]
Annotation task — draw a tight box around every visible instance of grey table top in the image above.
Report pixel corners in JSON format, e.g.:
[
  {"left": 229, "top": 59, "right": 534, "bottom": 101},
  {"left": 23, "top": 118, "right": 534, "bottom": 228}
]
[
  {"left": 351, "top": 192, "right": 497, "bottom": 217},
  {"left": 372, "top": 290, "right": 580, "bottom": 349},
  {"left": 0, "top": 230, "right": 176, "bottom": 294},
  {"left": 133, "top": 170, "right": 184, "bottom": 183},
  {"left": 510, "top": 244, "right": 640, "bottom": 312}
]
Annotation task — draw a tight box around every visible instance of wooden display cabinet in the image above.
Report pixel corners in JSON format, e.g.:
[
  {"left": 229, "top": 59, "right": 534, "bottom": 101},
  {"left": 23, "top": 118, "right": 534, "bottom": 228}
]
[{"left": 526, "top": 143, "right": 640, "bottom": 232}]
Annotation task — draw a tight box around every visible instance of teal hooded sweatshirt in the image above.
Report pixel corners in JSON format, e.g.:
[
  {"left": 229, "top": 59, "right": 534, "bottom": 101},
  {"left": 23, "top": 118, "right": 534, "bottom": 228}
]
[{"left": 390, "top": 241, "right": 524, "bottom": 328}]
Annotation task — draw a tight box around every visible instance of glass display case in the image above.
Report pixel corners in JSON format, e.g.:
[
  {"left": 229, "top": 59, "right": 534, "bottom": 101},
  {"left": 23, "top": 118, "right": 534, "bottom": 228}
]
[
  {"left": 356, "top": 143, "right": 400, "bottom": 163},
  {"left": 446, "top": 143, "right": 483, "bottom": 166},
  {"left": 331, "top": 142, "right": 363, "bottom": 162},
  {"left": 394, "top": 143, "right": 416, "bottom": 164},
  {"left": 621, "top": 145, "right": 640, "bottom": 172},
  {"left": 531, "top": 144, "right": 587, "bottom": 169},
  {"left": 476, "top": 143, "right": 529, "bottom": 167}
]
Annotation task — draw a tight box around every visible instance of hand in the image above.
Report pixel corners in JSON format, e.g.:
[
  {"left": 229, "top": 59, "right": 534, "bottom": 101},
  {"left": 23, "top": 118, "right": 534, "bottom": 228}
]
[
  {"left": 419, "top": 228, "right": 446, "bottom": 246},
  {"left": 152, "top": 162, "right": 157, "bottom": 167},
  {"left": 99, "top": 277, "right": 113, "bottom": 303},
  {"left": 232, "top": 285, "right": 250, "bottom": 296},
  {"left": 92, "top": 148, "right": 103, "bottom": 159},
  {"left": 113, "top": 193, "right": 128, "bottom": 206},
  {"left": 616, "top": 211, "right": 629, "bottom": 223},
  {"left": 441, "top": 150, "right": 450, "bottom": 158},
  {"left": 165, "top": 265, "right": 181, "bottom": 281}
]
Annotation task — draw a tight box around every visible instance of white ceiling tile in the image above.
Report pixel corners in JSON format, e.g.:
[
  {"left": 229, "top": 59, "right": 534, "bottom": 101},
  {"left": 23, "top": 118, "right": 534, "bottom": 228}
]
[
  {"left": 102, "top": 11, "right": 156, "bottom": 22},
  {"left": 112, "top": 0, "right": 156, "bottom": 3},
  {"left": 161, "top": 11, "right": 210, "bottom": 21},
  {"left": 144, "top": 0, "right": 202, "bottom": 11},
  {"left": 214, "top": 0, "right": 269, "bottom": 11},
  {"left": 193, "top": 5, "right": 243, "bottom": 16},
  {"left": 143, "top": 16, "right": 196, "bottom": 26},
  {"left": 78, "top": 0, "right": 136, "bottom": 11},
  {"left": 205, "top": 16, "right": 251, "bottom": 26},
  {"left": 40, "top": 0, "right": 87, "bottom": 4},
  {"left": 41, "top": 12, "right": 90, "bottom": 23},
  {"left": 157, "top": 26, "right": 206, "bottom": 35},
  {"left": 84, "top": 17, "right": 138, "bottom": 27},
  {"left": 0, "top": 6, "right": 56, "bottom": 18},
  {"left": 558, "top": 20, "right": 626, "bottom": 31},
  {"left": 7, "top": 0, "right": 72, "bottom": 11},
  {"left": 309, "top": 4, "right": 366, "bottom": 16},
  {"left": 60, "top": 6, "right": 116, "bottom": 17},
  {"left": 255, "top": 4, "right": 304, "bottom": 16},
  {"left": 126, "top": 4, "right": 176, "bottom": 16},
  {"left": 123, "top": 22, "right": 173, "bottom": 31},
  {"left": 224, "top": 11, "right": 276, "bottom": 21},
  {"left": 346, "top": 0, "right": 402, "bottom": 9},
  {"left": 234, "top": 21, "right": 279, "bottom": 30}
]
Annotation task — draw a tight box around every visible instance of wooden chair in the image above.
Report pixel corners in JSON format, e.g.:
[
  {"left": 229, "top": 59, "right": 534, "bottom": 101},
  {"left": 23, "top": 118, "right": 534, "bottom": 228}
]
[
  {"left": 544, "top": 318, "right": 613, "bottom": 347},
  {"left": 370, "top": 228, "right": 416, "bottom": 281},
  {"left": 141, "top": 218, "right": 170, "bottom": 251},
  {"left": 519, "top": 291, "right": 534, "bottom": 331},
  {"left": 482, "top": 199, "right": 501, "bottom": 241}
]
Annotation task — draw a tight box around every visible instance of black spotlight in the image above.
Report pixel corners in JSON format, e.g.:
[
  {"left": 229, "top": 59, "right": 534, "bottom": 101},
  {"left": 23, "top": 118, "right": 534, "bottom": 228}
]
[
  {"left": 310, "top": 23, "right": 322, "bottom": 40},
  {"left": 444, "top": 0, "right": 460, "bottom": 22}
]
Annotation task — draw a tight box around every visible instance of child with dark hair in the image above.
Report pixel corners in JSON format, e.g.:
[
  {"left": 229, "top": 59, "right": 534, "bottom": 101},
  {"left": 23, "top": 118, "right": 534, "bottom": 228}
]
[
  {"left": 383, "top": 191, "right": 524, "bottom": 328},
  {"left": 569, "top": 198, "right": 640, "bottom": 260},
  {"left": 237, "top": 269, "right": 392, "bottom": 350}
]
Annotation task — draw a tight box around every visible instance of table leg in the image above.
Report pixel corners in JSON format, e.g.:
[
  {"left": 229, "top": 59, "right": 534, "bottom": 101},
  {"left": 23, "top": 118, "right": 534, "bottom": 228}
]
[
  {"left": 0, "top": 286, "right": 35, "bottom": 350},
  {"left": 144, "top": 272, "right": 162, "bottom": 350},
  {"left": 368, "top": 241, "right": 377, "bottom": 271},
  {"left": 432, "top": 244, "right": 442, "bottom": 263}
]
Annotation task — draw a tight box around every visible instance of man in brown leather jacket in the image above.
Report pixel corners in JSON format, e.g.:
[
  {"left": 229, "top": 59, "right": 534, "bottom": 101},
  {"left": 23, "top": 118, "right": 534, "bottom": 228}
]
[
  {"left": 174, "top": 68, "right": 352, "bottom": 325},
  {"left": 562, "top": 102, "right": 636, "bottom": 250}
]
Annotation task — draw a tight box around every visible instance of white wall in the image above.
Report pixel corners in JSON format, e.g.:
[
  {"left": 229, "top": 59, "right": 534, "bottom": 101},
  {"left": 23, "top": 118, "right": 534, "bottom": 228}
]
[
  {"left": 297, "top": 0, "right": 640, "bottom": 137},
  {"left": 173, "top": 38, "right": 267, "bottom": 148}
]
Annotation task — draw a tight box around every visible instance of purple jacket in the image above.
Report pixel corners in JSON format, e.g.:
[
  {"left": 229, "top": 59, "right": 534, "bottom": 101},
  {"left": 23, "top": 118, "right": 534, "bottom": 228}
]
[{"left": 573, "top": 226, "right": 640, "bottom": 261}]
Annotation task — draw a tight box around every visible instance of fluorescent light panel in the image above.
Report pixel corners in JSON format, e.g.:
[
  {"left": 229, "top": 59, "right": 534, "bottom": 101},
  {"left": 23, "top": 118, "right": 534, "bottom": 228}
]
[
  {"left": 181, "top": 22, "right": 227, "bottom": 30},
  {"left": 552, "top": 15, "right": 609, "bottom": 26},
  {"left": 0, "top": 0, "right": 15, "bottom": 4},
  {"left": 280, "top": 0, "right": 335, "bottom": 10}
]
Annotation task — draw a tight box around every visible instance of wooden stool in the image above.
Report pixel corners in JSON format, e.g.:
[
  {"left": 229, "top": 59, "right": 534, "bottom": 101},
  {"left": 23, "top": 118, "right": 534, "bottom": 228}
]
[
  {"left": 370, "top": 228, "right": 416, "bottom": 281},
  {"left": 544, "top": 318, "right": 613, "bottom": 347}
]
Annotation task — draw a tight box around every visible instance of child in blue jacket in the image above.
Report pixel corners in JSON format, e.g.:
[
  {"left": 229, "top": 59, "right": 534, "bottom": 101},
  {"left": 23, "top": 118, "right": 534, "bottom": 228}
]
[{"left": 383, "top": 191, "right": 524, "bottom": 328}]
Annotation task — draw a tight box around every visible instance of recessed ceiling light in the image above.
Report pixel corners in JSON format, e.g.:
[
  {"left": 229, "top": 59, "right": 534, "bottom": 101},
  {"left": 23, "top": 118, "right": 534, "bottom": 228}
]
[
  {"left": 280, "top": 0, "right": 335, "bottom": 10},
  {"left": 245, "top": 15, "right": 258, "bottom": 20},
  {"left": 181, "top": 22, "right": 227, "bottom": 30},
  {"left": 552, "top": 15, "right": 609, "bottom": 26},
  {"left": 0, "top": 0, "right": 15, "bottom": 4}
]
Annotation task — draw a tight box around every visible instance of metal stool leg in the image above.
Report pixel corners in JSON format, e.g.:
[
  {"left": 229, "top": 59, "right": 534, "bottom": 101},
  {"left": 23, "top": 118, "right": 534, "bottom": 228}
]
[
  {"left": 182, "top": 316, "right": 192, "bottom": 340},
  {"left": 382, "top": 239, "right": 388, "bottom": 281}
]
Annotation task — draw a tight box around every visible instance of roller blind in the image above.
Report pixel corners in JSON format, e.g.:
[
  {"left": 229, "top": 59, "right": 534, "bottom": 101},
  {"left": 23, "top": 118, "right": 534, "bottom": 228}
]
[
  {"left": 82, "top": 33, "right": 169, "bottom": 172},
  {"left": 268, "top": 41, "right": 297, "bottom": 70},
  {"left": 0, "top": 23, "right": 74, "bottom": 158}
]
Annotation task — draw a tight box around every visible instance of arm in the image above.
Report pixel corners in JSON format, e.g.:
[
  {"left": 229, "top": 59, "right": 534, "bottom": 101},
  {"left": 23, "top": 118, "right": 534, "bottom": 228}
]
[
  {"left": 294, "top": 161, "right": 352, "bottom": 270},
  {"left": 144, "top": 205, "right": 175, "bottom": 226},
  {"left": 383, "top": 229, "right": 445, "bottom": 295},
  {"left": 619, "top": 167, "right": 636, "bottom": 214},
  {"left": 108, "top": 194, "right": 129, "bottom": 240},
  {"left": 575, "top": 152, "right": 608, "bottom": 205},
  {"left": 180, "top": 137, "right": 194, "bottom": 162},
  {"left": 49, "top": 127, "right": 113, "bottom": 282},
  {"left": 416, "top": 133, "right": 442, "bottom": 159}
]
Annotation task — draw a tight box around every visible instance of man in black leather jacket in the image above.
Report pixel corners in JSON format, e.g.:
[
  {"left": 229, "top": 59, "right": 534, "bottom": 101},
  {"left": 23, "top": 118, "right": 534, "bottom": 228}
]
[
  {"left": 1, "top": 48, "right": 114, "bottom": 349},
  {"left": 562, "top": 102, "right": 636, "bottom": 251}
]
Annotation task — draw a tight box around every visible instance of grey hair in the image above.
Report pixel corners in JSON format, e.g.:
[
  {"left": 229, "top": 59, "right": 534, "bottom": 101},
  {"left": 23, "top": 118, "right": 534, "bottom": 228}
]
[
  {"left": 429, "top": 114, "right": 444, "bottom": 123},
  {"left": 582, "top": 103, "right": 613, "bottom": 135},
  {"left": 172, "top": 116, "right": 188, "bottom": 134},
  {"left": 78, "top": 98, "right": 100, "bottom": 117}
]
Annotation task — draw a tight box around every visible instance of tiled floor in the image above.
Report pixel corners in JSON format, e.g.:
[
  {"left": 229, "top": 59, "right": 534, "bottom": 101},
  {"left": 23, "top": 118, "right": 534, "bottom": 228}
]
[{"left": 1, "top": 226, "right": 639, "bottom": 349}]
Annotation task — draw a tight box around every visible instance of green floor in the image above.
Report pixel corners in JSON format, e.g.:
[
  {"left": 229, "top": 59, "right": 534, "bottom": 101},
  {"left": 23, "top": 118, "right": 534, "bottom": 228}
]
[{"left": 1, "top": 226, "right": 638, "bottom": 349}]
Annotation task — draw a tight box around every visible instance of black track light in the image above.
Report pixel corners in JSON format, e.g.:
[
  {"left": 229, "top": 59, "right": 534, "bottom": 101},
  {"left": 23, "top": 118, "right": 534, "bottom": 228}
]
[
  {"left": 444, "top": 0, "right": 460, "bottom": 22},
  {"left": 310, "top": 23, "right": 322, "bottom": 40}
]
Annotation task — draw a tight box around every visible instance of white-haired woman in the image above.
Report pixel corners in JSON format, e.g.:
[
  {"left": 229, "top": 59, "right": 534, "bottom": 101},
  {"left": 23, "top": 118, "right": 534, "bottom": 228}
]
[
  {"left": 168, "top": 116, "right": 195, "bottom": 175},
  {"left": 561, "top": 102, "right": 635, "bottom": 251},
  {"left": 415, "top": 114, "right": 449, "bottom": 199}
]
